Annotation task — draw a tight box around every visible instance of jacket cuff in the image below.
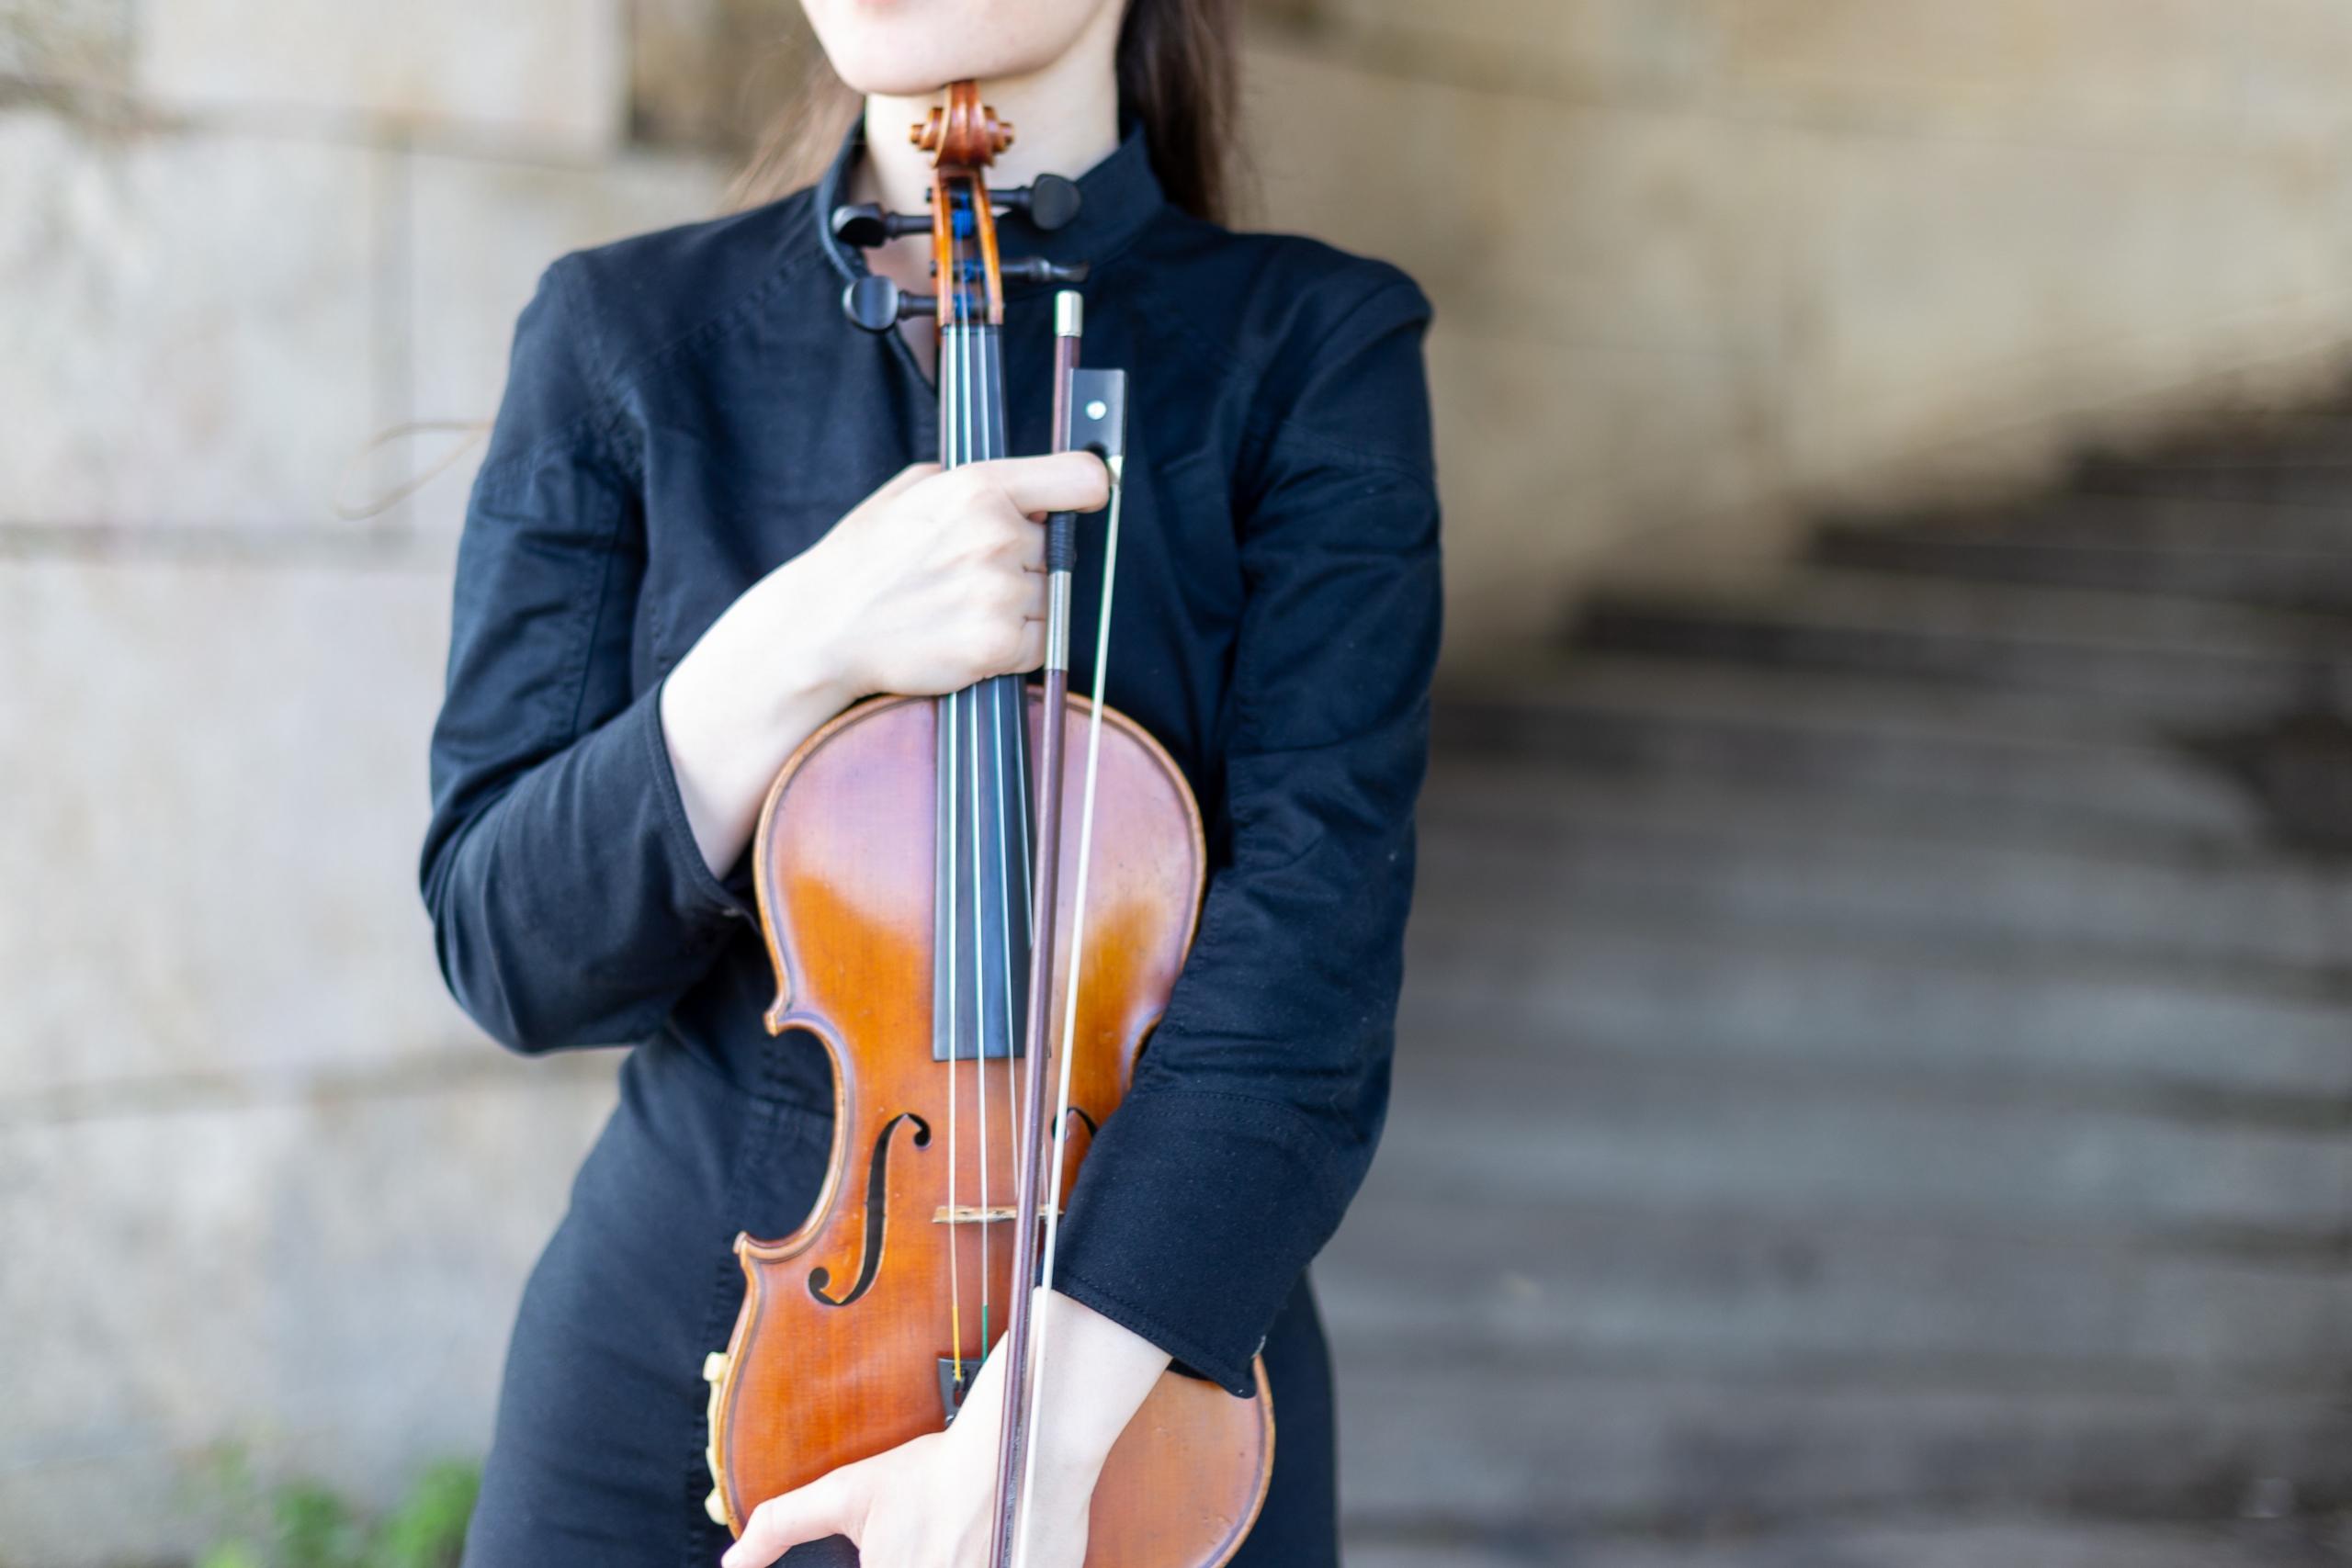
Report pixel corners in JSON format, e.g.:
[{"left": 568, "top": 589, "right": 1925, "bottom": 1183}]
[
  {"left": 633, "top": 672, "right": 759, "bottom": 926},
  {"left": 1050, "top": 1088, "right": 1346, "bottom": 1397}
]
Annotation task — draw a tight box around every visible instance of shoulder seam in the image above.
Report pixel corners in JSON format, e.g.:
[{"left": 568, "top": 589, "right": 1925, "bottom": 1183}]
[
  {"left": 573, "top": 202, "right": 824, "bottom": 410},
  {"left": 1241, "top": 272, "right": 1432, "bottom": 477}
]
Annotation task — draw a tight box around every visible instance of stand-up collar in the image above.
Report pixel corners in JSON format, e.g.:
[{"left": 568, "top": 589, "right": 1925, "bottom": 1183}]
[{"left": 814, "top": 113, "right": 1170, "bottom": 290}]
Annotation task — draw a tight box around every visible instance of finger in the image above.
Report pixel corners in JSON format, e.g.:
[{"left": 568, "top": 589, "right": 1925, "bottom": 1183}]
[
  {"left": 723, "top": 1469, "right": 864, "bottom": 1568},
  {"left": 1014, "top": 513, "right": 1046, "bottom": 571},
  {"left": 1012, "top": 618, "right": 1046, "bottom": 673},
  {"left": 972, "top": 452, "right": 1110, "bottom": 518}
]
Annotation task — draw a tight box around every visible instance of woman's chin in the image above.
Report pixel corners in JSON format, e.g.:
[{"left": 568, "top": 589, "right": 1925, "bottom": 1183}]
[
  {"left": 806, "top": 0, "right": 1088, "bottom": 97},
  {"left": 830, "top": 47, "right": 1047, "bottom": 98}
]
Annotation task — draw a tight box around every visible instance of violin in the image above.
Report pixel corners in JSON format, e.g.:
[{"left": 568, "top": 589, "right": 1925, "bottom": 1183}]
[{"left": 699, "top": 83, "right": 1275, "bottom": 1566}]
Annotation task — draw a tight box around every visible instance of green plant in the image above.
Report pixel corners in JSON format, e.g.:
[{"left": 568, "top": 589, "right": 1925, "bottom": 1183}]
[
  {"left": 193, "top": 1452, "right": 479, "bottom": 1568},
  {"left": 368, "top": 1463, "right": 481, "bottom": 1568}
]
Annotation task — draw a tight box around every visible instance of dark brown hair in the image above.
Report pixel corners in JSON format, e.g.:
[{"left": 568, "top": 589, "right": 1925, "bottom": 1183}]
[{"left": 727, "top": 0, "right": 1242, "bottom": 223}]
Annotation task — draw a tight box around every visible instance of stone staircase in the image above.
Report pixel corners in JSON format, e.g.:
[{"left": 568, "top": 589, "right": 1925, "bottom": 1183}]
[{"left": 1325, "top": 418, "right": 2352, "bottom": 1565}]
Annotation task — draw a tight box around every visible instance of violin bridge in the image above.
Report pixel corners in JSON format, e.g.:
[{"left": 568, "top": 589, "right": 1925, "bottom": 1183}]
[{"left": 932, "top": 1202, "right": 1064, "bottom": 1224}]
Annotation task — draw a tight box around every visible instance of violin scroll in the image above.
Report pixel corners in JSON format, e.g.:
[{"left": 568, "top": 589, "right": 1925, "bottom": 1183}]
[{"left": 913, "top": 89, "right": 1014, "bottom": 164}]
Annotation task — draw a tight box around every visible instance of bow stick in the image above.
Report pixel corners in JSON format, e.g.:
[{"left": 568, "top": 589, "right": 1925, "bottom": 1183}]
[{"left": 990, "top": 291, "right": 1128, "bottom": 1568}]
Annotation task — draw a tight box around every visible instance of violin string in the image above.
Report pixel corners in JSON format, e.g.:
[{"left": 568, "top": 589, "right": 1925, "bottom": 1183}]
[
  {"left": 958, "top": 289, "right": 989, "bottom": 1363},
  {"left": 942, "top": 297, "right": 966, "bottom": 1384},
  {"left": 944, "top": 674, "right": 963, "bottom": 1382},
  {"left": 968, "top": 667, "right": 989, "bottom": 1349},
  {"left": 971, "top": 315, "right": 999, "bottom": 1351},
  {"left": 989, "top": 667, "right": 1020, "bottom": 1347},
  {"left": 976, "top": 324, "right": 1010, "bottom": 1355},
  {"left": 1008, "top": 554, "right": 1034, "bottom": 1211},
  {"left": 1014, "top": 438, "right": 1125, "bottom": 1568},
  {"left": 999, "top": 322, "right": 1035, "bottom": 1250}
]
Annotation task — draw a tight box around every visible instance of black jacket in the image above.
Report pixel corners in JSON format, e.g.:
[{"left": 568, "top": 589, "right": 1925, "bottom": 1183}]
[{"left": 421, "top": 123, "right": 1441, "bottom": 1398}]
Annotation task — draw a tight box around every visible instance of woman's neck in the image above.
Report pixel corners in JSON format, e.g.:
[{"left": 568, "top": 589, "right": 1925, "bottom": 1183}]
[{"left": 854, "top": 9, "right": 1123, "bottom": 229}]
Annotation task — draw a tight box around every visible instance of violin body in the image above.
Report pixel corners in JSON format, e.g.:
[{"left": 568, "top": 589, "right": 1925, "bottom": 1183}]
[{"left": 703, "top": 686, "right": 1274, "bottom": 1562}]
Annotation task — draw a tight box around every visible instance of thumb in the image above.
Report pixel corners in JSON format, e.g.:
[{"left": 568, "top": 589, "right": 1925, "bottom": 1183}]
[{"left": 722, "top": 1465, "right": 867, "bottom": 1568}]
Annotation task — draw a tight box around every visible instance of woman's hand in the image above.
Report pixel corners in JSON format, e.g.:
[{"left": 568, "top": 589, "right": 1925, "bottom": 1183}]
[
  {"left": 797, "top": 454, "right": 1108, "bottom": 701},
  {"left": 719, "top": 1291, "right": 1166, "bottom": 1568},
  {"left": 718, "top": 1348, "right": 1088, "bottom": 1568},
  {"left": 659, "top": 454, "right": 1109, "bottom": 878}
]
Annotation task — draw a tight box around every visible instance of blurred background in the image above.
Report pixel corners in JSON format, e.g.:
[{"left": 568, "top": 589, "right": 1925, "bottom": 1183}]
[{"left": 8, "top": 2, "right": 2352, "bottom": 1565}]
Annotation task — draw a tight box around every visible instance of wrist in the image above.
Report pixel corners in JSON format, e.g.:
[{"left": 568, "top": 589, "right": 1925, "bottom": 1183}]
[
  {"left": 657, "top": 551, "right": 862, "bottom": 877},
  {"left": 741, "top": 549, "right": 859, "bottom": 721},
  {"left": 1021, "top": 1291, "right": 1169, "bottom": 1481}
]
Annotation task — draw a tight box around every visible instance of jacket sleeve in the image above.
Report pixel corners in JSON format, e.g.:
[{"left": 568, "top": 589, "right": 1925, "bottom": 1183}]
[
  {"left": 1049, "top": 275, "right": 1442, "bottom": 1394},
  {"left": 419, "top": 259, "right": 754, "bottom": 1054}
]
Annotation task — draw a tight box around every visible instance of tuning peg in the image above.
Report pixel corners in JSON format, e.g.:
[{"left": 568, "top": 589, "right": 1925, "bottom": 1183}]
[
  {"left": 831, "top": 202, "right": 930, "bottom": 249},
  {"left": 995, "top": 175, "right": 1081, "bottom": 232},
  {"left": 1000, "top": 256, "right": 1090, "bottom": 288},
  {"left": 842, "top": 276, "right": 936, "bottom": 333}
]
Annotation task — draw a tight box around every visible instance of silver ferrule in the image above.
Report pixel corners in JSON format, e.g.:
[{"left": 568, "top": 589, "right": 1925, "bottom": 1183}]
[
  {"left": 1045, "top": 571, "right": 1073, "bottom": 673},
  {"left": 1055, "top": 291, "right": 1082, "bottom": 339}
]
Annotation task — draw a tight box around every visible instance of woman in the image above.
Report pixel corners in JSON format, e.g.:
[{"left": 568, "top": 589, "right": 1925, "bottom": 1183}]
[{"left": 420, "top": 0, "right": 1439, "bottom": 1562}]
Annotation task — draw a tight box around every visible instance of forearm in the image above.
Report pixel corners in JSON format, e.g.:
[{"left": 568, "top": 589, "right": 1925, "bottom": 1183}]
[
  {"left": 1022, "top": 1290, "right": 1170, "bottom": 1483},
  {"left": 948, "top": 1289, "right": 1168, "bottom": 1490},
  {"left": 425, "top": 682, "right": 759, "bottom": 1051},
  {"left": 660, "top": 552, "right": 856, "bottom": 877}
]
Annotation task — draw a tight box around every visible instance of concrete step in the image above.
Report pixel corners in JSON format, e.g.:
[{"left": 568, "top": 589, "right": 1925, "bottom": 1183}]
[
  {"left": 1811, "top": 502, "right": 2352, "bottom": 613},
  {"left": 1412, "top": 778, "right": 2352, "bottom": 974},
  {"left": 1574, "top": 570, "right": 2352, "bottom": 718},
  {"left": 1422, "top": 736, "right": 2268, "bottom": 859},
  {"left": 1343, "top": 1515, "right": 2352, "bottom": 1568},
  {"left": 1398, "top": 907, "right": 2352, "bottom": 1103},
  {"left": 1319, "top": 1189, "right": 2352, "bottom": 1384},
  {"left": 1368, "top": 1044, "right": 2352, "bottom": 1237},
  {"left": 1330, "top": 1353, "right": 2352, "bottom": 1539},
  {"left": 1846, "top": 490, "right": 2352, "bottom": 556},
  {"left": 2076, "top": 414, "right": 2352, "bottom": 506},
  {"left": 1432, "top": 660, "right": 2266, "bottom": 848}
]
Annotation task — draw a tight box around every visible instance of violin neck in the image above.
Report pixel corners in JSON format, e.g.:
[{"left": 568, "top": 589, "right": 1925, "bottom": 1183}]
[
  {"left": 932, "top": 319, "right": 1037, "bottom": 1072},
  {"left": 940, "top": 321, "right": 1009, "bottom": 469}
]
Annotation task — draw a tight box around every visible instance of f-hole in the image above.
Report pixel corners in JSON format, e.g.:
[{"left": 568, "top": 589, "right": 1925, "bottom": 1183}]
[{"left": 808, "top": 1112, "right": 931, "bottom": 1308}]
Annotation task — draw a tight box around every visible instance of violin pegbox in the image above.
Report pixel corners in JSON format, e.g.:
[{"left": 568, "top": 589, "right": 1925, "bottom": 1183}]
[{"left": 831, "top": 83, "right": 1088, "bottom": 333}]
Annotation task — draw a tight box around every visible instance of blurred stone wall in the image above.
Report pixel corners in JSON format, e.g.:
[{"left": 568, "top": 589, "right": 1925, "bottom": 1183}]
[
  {"left": 0, "top": 5, "right": 791, "bottom": 1564},
  {"left": 1248, "top": 0, "right": 2352, "bottom": 638},
  {"left": 8, "top": 2, "right": 2352, "bottom": 1564}
]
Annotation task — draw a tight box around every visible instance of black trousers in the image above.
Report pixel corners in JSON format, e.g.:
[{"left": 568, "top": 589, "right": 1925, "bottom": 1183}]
[{"left": 460, "top": 1043, "right": 1338, "bottom": 1568}]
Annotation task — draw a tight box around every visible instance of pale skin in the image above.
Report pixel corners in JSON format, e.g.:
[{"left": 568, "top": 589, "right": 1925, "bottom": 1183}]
[{"left": 656, "top": 3, "right": 1175, "bottom": 1565}]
